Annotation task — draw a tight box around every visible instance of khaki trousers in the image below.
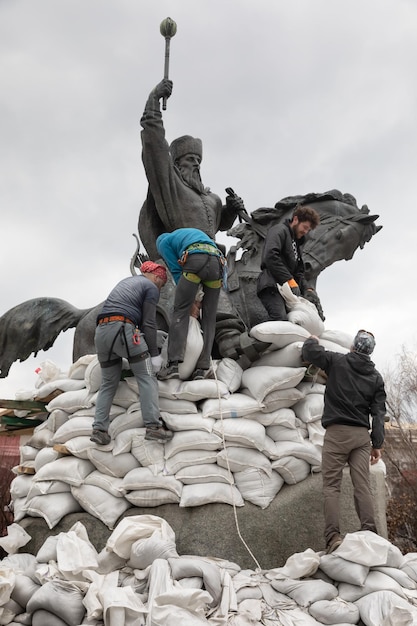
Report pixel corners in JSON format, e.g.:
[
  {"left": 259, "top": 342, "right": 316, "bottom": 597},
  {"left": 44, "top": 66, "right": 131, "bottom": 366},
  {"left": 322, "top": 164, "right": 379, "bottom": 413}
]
[{"left": 322, "top": 424, "right": 377, "bottom": 545}]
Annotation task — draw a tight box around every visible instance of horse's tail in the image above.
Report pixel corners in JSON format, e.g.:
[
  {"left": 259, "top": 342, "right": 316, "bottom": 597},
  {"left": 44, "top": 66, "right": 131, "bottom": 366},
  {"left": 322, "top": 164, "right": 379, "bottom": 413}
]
[{"left": 0, "top": 297, "right": 93, "bottom": 378}]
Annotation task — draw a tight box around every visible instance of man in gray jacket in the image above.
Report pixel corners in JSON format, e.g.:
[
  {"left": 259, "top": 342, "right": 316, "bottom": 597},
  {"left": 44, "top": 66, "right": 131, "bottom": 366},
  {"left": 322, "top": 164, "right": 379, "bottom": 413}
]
[{"left": 302, "top": 330, "right": 386, "bottom": 554}]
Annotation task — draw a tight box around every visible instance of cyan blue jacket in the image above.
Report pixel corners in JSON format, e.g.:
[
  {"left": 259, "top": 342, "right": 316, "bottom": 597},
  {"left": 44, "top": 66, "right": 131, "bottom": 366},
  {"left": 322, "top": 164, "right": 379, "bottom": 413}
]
[{"left": 156, "top": 228, "right": 218, "bottom": 284}]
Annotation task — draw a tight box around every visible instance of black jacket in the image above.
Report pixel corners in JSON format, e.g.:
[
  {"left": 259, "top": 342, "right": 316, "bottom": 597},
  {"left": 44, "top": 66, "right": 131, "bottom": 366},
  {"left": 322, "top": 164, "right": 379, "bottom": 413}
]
[
  {"left": 257, "top": 219, "right": 306, "bottom": 294},
  {"left": 302, "top": 337, "right": 386, "bottom": 449}
]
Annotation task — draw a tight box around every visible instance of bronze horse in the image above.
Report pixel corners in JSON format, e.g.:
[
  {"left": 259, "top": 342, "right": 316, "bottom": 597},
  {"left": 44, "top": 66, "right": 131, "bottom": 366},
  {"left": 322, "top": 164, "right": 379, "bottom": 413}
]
[{"left": 0, "top": 189, "right": 381, "bottom": 378}]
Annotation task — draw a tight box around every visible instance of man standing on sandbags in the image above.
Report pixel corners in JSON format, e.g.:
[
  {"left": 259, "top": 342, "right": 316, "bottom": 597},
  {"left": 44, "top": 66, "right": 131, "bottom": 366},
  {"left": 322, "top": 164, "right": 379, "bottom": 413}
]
[
  {"left": 257, "top": 205, "right": 320, "bottom": 321},
  {"left": 302, "top": 330, "right": 386, "bottom": 554},
  {"left": 90, "top": 261, "right": 173, "bottom": 445},
  {"left": 156, "top": 227, "right": 226, "bottom": 382}
]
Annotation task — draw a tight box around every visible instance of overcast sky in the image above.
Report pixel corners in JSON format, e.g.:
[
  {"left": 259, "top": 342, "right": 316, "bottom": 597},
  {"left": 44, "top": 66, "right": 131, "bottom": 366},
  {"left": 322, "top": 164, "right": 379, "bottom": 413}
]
[{"left": 1, "top": 0, "right": 416, "bottom": 397}]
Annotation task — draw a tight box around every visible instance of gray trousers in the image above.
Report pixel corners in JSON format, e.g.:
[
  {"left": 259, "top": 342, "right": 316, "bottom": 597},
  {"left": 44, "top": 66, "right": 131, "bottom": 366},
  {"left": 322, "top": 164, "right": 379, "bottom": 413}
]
[
  {"left": 168, "top": 253, "right": 222, "bottom": 370},
  {"left": 322, "top": 424, "right": 377, "bottom": 545},
  {"left": 93, "top": 321, "right": 161, "bottom": 432}
]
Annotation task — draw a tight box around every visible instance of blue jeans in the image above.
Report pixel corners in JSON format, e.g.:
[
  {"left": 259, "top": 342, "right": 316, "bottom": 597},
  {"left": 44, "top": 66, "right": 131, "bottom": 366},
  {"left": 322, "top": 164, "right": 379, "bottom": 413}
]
[{"left": 92, "top": 321, "right": 161, "bottom": 432}]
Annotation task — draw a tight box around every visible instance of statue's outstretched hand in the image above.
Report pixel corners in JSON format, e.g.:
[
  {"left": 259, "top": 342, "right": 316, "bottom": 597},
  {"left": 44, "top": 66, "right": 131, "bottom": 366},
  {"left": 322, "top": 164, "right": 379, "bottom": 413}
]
[
  {"left": 154, "top": 79, "right": 173, "bottom": 100},
  {"left": 225, "top": 193, "right": 245, "bottom": 216}
]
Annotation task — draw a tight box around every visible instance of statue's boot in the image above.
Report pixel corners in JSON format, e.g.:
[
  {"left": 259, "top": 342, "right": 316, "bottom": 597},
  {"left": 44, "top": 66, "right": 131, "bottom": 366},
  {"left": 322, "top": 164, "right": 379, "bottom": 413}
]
[{"left": 217, "top": 330, "right": 271, "bottom": 366}]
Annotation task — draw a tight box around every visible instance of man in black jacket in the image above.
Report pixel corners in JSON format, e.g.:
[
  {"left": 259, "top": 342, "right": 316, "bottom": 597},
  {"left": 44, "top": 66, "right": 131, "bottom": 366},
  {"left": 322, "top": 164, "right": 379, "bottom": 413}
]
[
  {"left": 302, "top": 330, "right": 386, "bottom": 553},
  {"left": 257, "top": 205, "right": 320, "bottom": 321}
]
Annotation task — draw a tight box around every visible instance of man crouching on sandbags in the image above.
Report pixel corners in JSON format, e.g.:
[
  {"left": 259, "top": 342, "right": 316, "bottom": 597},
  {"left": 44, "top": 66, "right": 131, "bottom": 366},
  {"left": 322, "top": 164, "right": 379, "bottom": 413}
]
[
  {"left": 302, "top": 330, "right": 387, "bottom": 554},
  {"left": 156, "top": 227, "right": 226, "bottom": 382}
]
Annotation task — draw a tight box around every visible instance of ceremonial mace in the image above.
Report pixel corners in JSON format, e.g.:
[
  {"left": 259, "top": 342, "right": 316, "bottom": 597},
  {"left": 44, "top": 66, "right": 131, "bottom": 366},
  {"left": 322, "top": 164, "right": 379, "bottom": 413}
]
[{"left": 160, "top": 17, "right": 177, "bottom": 110}]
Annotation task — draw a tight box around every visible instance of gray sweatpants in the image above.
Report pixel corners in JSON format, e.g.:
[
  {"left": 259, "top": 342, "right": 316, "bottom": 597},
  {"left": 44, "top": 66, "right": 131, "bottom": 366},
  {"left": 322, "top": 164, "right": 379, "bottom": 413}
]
[{"left": 92, "top": 321, "right": 161, "bottom": 432}]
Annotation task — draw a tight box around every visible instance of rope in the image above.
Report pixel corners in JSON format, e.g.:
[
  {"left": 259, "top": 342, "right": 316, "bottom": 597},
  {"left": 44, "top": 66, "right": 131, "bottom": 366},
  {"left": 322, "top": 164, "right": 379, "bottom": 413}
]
[{"left": 210, "top": 356, "right": 263, "bottom": 572}]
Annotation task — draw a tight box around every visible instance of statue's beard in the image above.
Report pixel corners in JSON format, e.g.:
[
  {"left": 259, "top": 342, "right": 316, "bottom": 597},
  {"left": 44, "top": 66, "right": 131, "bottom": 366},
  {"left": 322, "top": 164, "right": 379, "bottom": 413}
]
[{"left": 179, "top": 167, "right": 206, "bottom": 194}]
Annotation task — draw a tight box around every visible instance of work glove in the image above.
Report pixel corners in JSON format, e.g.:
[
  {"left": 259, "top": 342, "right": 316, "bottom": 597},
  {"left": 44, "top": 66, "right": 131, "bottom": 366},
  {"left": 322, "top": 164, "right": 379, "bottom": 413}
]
[
  {"left": 287, "top": 279, "right": 301, "bottom": 297},
  {"left": 151, "top": 355, "right": 163, "bottom": 373}
]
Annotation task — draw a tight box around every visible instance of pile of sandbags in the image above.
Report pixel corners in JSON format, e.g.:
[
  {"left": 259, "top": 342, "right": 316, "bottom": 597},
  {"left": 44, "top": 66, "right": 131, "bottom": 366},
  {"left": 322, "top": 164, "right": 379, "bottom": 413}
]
[
  {"left": 8, "top": 303, "right": 353, "bottom": 530},
  {"left": 1, "top": 516, "right": 417, "bottom": 625}
]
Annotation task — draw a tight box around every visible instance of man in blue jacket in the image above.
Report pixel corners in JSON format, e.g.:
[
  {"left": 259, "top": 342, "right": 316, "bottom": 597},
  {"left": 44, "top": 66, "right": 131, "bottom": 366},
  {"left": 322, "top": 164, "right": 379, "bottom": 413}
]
[
  {"left": 302, "top": 330, "right": 386, "bottom": 554},
  {"left": 156, "top": 228, "right": 225, "bottom": 381}
]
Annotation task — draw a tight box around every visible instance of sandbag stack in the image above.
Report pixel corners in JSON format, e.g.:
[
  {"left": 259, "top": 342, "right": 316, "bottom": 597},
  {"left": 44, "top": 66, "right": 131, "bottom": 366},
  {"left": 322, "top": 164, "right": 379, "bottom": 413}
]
[
  {"left": 1, "top": 517, "right": 417, "bottom": 625},
  {"left": 8, "top": 311, "right": 359, "bottom": 530}
]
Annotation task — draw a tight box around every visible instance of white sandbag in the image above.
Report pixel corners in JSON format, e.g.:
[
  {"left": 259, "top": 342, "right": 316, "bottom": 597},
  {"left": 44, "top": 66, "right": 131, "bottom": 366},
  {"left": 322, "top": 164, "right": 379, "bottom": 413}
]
[
  {"left": 234, "top": 468, "right": 284, "bottom": 508},
  {"left": 266, "top": 424, "right": 305, "bottom": 443},
  {"left": 216, "top": 447, "right": 273, "bottom": 477},
  {"left": 269, "top": 440, "right": 322, "bottom": 466},
  {"left": 242, "top": 366, "right": 306, "bottom": 403},
  {"left": 85, "top": 469, "right": 127, "bottom": 497},
  {"left": 272, "top": 456, "right": 311, "bottom": 485},
  {"left": 309, "top": 597, "right": 359, "bottom": 624},
  {"left": 161, "top": 316, "right": 204, "bottom": 380},
  {"left": 51, "top": 415, "right": 96, "bottom": 444},
  {"left": 106, "top": 514, "right": 176, "bottom": 559},
  {"left": 164, "top": 450, "right": 218, "bottom": 475},
  {"left": 122, "top": 467, "right": 183, "bottom": 497},
  {"left": 26, "top": 423, "right": 54, "bottom": 449},
  {"left": 71, "top": 484, "right": 131, "bottom": 529},
  {"left": 73, "top": 403, "right": 125, "bottom": 419},
  {"left": 0, "top": 523, "right": 31, "bottom": 555},
  {"left": 251, "top": 342, "right": 304, "bottom": 368},
  {"left": 35, "top": 377, "right": 86, "bottom": 400},
  {"left": 19, "top": 445, "right": 39, "bottom": 463},
  {"left": 26, "top": 579, "right": 86, "bottom": 626},
  {"left": 212, "top": 418, "right": 267, "bottom": 451},
  {"left": 68, "top": 354, "right": 96, "bottom": 380},
  {"left": 159, "top": 397, "right": 199, "bottom": 414},
  {"left": 180, "top": 483, "right": 244, "bottom": 507},
  {"left": 287, "top": 300, "right": 325, "bottom": 337},
  {"left": 400, "top": 553, "right": 417, "bottom": 583},
  {"left": 307, "top": 421, "right": 325, "bottom": 447},
  {"left": 46, "top": 388, "right": 95, "bottom": 412},
  {"left": 319, "top": 553, "right": 369, "bottom": 586},
  {"left": 270, "top": 577, "right": 338, "bottom": 608},
  {"left": 0, "top": 597, "right": 23, "bottom": 623},
  {"left": 10, "top": 573, "right": 41, "bottom": 609},
  {"left": 36, "top": 535, "right": 59, "bottom": 563},
  {"left": 87, "top": 448, "right": 139, "bottom": 478},
  {"left": 297, "top": 381, "right": 326, "bottom": 396},
  {"left": 355, "top": 589, "right": 417, "bottom": 625},
  {"left": 112, "top": 428, "right": 144, "bottom": 455},
  {"left": 161, "top": 411, "right": 215, "bottom": 433},
  {"left": 260, "top": 387, "right": 305, "bottom": 412},
  {"left": 335, "top": 530, "right": 404, "bottom": 568},
  {"left": 33, "top": 447, "right": 60, "bottom": 473},
  {"left": 108, "top": 411, "right": 145, "bottom": 437},
  {"left": 125, "top": 488, "right": 180, "bottom": 507},
  {"left": 250, "top": 321, "right": 310, "bottom": 348},
  {"left": 31, "top": 608, "right": 71, "bottom": 626},
  {"left": 33, "top": 456, "right": 95, "bottom": 485},
  {"left": 339, "top": 570, "right": 408, "bottom": 602},
  {"left": 318, "top": 338, "right": 349, "bottom": 354},
  {"left": 45, "top": 408, "right": 69, "bottom": 433},
  {"left": 27, "top": 480, "right": 71, "bottom": 498},
  {"left": 22, "top": 493, "right": 82, "bottom": 529},
  {"left": 175, "top": 464, "right": 233, "bottom": 485},
  {"left": 293, "top": 394, "right": 324, "bottom": 423},
  {"left": 320, "top": 328, "right": 354, "bottom": 350},
  {"left": 372, "top": 565, "right": 417, "bottom": 590},
  {"left": 83, "top": 356, "right": 102, "bottom": 393},
  {"left": 262, "top": 407, "right": 297, "bottom": 429},
  {"left": 56, "top": 521, "right": 99, "bottom": 576},
  {"left": 201, "top": 393, "right": 261, "bottom": 419},
  {"left": 164, "top": 431, "right": 222, "bottom": 459},
  {"left": 62, "top": 435, "right": 101, "bottom": 459},
  {"left": 169, "top": 556, "right": 223, "bottom": 608},
  {"left": 9, "top": 475, "right": 33, "bottom": 500},
  {"left": 130, "top": 433, "right": 165, "bottom": 467},
  {"left": 157, "top": 378, "right": 182, "bottom": 398},
  {"left": 128, "top": 534, "right": 178, "bottom": 570},
  {"left": 214, "top": 358, "right": 243, "bottom": 393},
  {"left": 176, "top": 378, "right": 229, "bottom": 401}
]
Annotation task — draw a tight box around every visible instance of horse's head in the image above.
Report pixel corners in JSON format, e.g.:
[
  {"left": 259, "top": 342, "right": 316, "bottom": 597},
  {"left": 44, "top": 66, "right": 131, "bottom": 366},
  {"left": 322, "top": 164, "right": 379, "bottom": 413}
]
[{"left": 302, "top": 211, "right": 382, "bottom": 283}]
